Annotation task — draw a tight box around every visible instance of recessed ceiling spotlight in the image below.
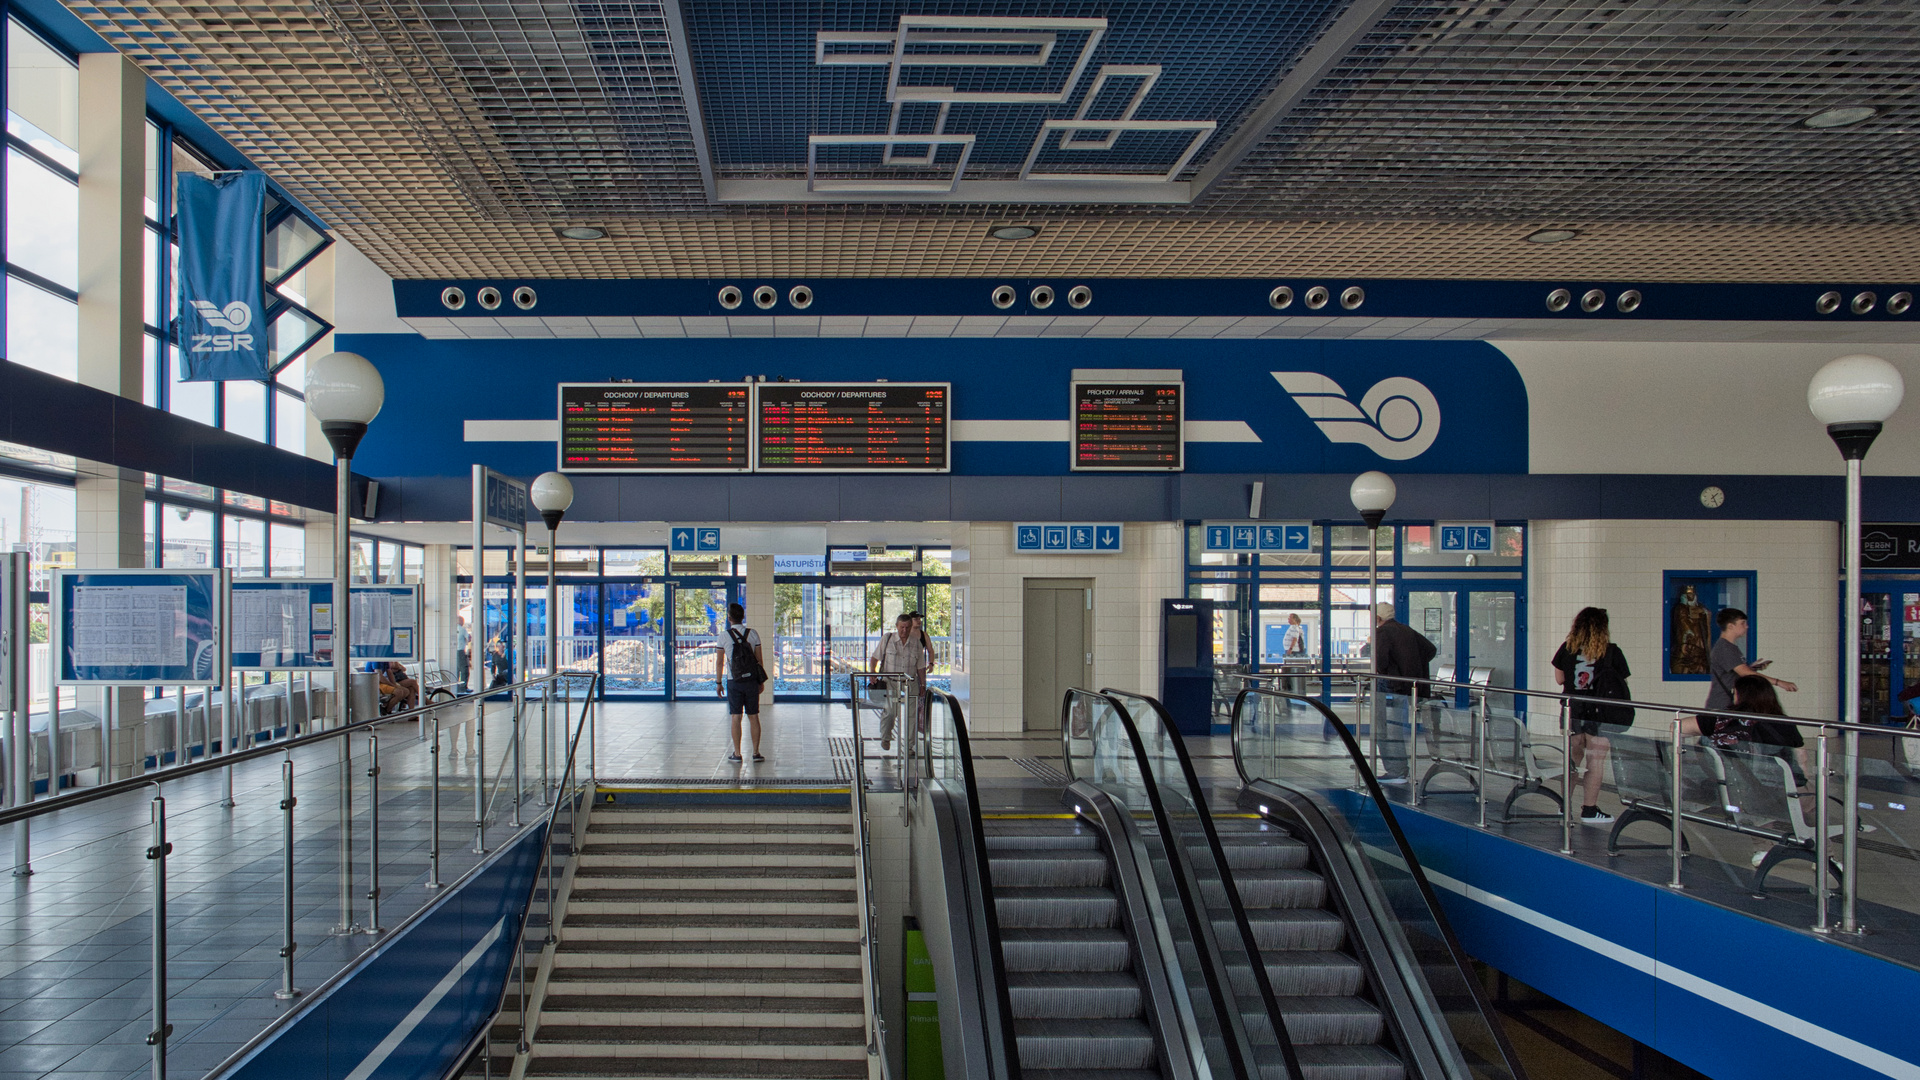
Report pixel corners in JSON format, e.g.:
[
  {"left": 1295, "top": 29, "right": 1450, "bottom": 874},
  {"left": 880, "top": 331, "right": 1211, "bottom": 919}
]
[
  {"left": 1802, "top": 106, "right": 1877, "bottom": 129},
  {"left": 1525, "top": 228, "right": 1579, "bottom": 244},
  {"left": 989, "top": 225, "right": 1039, "bottom": 241},
  {"left": 555, "top": 225, "right": 607, "bottom": 240}
]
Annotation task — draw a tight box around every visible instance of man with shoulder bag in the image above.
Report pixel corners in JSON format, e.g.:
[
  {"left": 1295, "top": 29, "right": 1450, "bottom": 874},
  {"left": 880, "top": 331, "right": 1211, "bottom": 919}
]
[{"left": 716, "top": 603, "right": 768, "bottom": 763}]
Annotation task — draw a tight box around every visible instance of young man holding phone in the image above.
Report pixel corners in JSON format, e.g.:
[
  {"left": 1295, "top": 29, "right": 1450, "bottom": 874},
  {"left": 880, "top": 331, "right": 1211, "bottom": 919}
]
[{"left": 1705, "top": 607, "right": 1795, "bottom": 714}]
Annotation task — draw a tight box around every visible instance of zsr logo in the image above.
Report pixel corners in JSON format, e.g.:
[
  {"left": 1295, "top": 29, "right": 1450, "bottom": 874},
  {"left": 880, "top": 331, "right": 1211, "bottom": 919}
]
[{"left": 188, "top": 300, "right": 256, "bottom": 353}]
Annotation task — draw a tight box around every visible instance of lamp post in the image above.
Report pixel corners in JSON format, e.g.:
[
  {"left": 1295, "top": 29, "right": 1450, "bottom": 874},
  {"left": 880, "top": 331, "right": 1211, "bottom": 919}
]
[
  {"left": 530, "top": 472, "right": 574, "bottom": 806},
  {"left": 1808, "top": 353, "right": 1904, "bottom": 935},
  {"left": 305, "top": 351, "right": 385, "bottom": 936},
  {"left": 1350, "top": 472, "right": 1397, "bottom": 780}
]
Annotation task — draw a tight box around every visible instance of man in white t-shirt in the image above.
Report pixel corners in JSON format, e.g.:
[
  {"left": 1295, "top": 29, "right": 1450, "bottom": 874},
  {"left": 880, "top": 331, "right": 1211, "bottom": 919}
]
[{"left": 869, "top": 614, "right": 929, "bottom": 750}]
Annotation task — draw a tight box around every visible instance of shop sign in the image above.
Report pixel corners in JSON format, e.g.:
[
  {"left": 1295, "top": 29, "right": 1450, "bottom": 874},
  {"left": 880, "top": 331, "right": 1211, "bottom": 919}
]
[{"left": 1863, "top": 524, "right": 1920, "bottom": 569}]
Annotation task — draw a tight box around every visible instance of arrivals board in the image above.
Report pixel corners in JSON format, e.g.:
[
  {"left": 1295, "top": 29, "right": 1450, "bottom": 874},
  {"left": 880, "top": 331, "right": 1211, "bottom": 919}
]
[
  {"left": 1072, "top": 381, "right": 1184, "bottom": 471},
  {"left": 755, "top": 383, "right": 950, "bottom": 473},
  {"left": 559, "top": 383, "right": 752, "bottom": 473}
]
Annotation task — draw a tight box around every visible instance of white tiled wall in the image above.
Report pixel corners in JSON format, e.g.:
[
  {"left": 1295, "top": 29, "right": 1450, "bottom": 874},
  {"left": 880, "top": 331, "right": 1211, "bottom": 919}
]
[
  {"left": 1529, "top": 519, "right": 1839, "bottom": 723},
  {"left": 956, "top": 522, "right": 1186, "bottom": 733}
]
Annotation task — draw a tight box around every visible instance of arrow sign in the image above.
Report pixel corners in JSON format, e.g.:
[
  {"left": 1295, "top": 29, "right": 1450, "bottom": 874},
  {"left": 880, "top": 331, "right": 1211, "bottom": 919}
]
[
  {"left": 1283, "top": 525, "right": 1310, "bottom": 551},
  {"left": 671, "top": 528, "right": 695, "bottom": 552},
  {"left": 1095, "top": 527, "right": 1121, "bottom": 551}
]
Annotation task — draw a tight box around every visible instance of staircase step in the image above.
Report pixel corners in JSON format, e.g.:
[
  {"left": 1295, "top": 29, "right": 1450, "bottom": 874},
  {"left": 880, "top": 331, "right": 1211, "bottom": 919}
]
[
  {"left": 563, "top": 912, "right": 859, "bottom": 932},
  {"left": 580, "top": 844, "right": 854, "bottom": 862},
  {"left": 539, "top": 994, "right": 863, "bottom": 1018},
  {"left": 558, "top": 938, "right": 860, "bottom": 957},
  {"left": 535, "top": 1024, "right": 863, "bottom": 1050},
  {"left": 590, "top": 821, "right": 852, "bottom": 837},
  {"left": 553, "top": 950, "right": 859, "bottom": 972},
  {"left": 589, "top": 810, "right": 848, "bottom": 826},
  {"left": 574, "top": 865, "right": 855, "bottom": 883}
]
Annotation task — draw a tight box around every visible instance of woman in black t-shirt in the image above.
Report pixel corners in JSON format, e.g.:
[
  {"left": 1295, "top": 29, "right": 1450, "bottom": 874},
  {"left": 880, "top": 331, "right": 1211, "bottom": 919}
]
[{"left": 1552, "top": 606, "right": 1633, "bottom": 827}]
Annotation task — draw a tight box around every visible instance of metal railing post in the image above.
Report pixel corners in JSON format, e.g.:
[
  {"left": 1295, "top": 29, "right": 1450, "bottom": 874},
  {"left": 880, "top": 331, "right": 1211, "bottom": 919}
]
[
  {"left": 539, "top": 677, "right": 550, "bottom": 807},
  {"left": 365, "top": 733, "right": 385, "bottom": 935},
  {"left": 511, "top": 692, "right": 524, "bottom": 828},
  {"left": 588, "top": 692, "right": 596, "bottom": 783},
  {"left": 515, "top": 920, "right": 531, "bottom": 1055},
  {"left": 427, "top": 716, "right": 443, "bottom": 889},
  {"left": 1842, "top": 728, "right": 1862, "bottom": 934},
  {"left": 1409, "top": 693, "right": 1422, "bottom": 807},
  {"left": 472, "top": 696, "right": 487, "bottom": 854},
  {"left": 1814, "top": 730, "right": 1833, "bottom": 934},
  {"left": 276, "top": 758, "right": 301, "bottom": 999},
  {"left": 147, "top": 792, "right": 172, "bottom": 1080},
  {"left": 1668, "top": 715, "right": 1685, "bottom": 889},
  {"left": 221, "top": 682, "right": 236, "bottom": 807},
  {"left": 1559, "top": 698, "right": 1574, "bottom": 854},
  {"left": 1476, "top": 690, "right": 1490, "bottom": 829},
  {"left": 173, "top": 691, "right": 186, "bottom": 768},
  {"left": 334, "top": 728, "right": 359, "bottom": 935}
]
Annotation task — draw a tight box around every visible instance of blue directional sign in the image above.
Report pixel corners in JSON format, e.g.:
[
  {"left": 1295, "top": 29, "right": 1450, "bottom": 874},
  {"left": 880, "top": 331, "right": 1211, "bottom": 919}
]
[
  {"left": 1206, "top": 521, "right": 1312, "bottom": 554},
  {"left": 1438, "top": 522, "right": 1496, "bottom": 554},
  {"left": 697, "top": 528, "right": 722, "bottom": 552},
  {"left": 671, "top": 527, "right": 697, "bottom": 552},
  {"left": 1014, "top": 524, "right": 1125, "bottom": 555}
]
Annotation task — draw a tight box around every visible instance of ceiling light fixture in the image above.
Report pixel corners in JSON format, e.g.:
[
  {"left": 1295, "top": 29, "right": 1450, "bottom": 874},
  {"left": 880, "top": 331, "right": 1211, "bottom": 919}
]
[
  {"left": 989, "top": 225, "right": 1038, "bottom": 241},
  {"left": 1802, "top": 106, "right": 1876, "bottom": 129},
  {"left": 554, "top": 225, "right": 608, "bottom": 241},
  {"left": 1525, "top": 228, "right": 1579, "bottom": 244}
]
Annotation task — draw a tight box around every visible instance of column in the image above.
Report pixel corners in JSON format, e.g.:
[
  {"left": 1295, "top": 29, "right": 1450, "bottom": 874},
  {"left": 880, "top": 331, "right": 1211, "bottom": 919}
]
[
  {"left": 75, "top": 54, "right": 150, "bottom": 776},
  {"left": 745, "top": 555, "right": 774, "bottom": 708}
]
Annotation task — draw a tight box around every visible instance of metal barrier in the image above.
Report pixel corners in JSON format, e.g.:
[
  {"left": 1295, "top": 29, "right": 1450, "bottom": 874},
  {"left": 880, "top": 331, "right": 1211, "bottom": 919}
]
[
  {"left": 1238, "top": 668, "right": 1920, "bottom": 938},
  {"left": 845, "top": 671, "right": 893, "bottom": 1079},
  {"left": 0, "top": 671, "right": 597, "bottom": 1080}
]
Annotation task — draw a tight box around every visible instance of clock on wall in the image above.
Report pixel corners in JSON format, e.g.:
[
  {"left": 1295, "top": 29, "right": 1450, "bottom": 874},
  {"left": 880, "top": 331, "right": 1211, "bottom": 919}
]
[{"left": 1700, "top": 486, "right": 1725, "bottom": 509}]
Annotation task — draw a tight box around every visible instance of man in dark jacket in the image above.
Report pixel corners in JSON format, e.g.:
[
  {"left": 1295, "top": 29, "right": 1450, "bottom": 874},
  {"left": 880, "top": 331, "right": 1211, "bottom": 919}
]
[{"left": 1372, "top": 602, "right": 1437, "bottom": 782}]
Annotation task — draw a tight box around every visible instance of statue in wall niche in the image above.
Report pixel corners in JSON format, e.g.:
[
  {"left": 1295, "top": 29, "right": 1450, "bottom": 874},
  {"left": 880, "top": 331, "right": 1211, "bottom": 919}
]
[{"left": 1670, "top": 584, "right": 1711, "bottom": 675}]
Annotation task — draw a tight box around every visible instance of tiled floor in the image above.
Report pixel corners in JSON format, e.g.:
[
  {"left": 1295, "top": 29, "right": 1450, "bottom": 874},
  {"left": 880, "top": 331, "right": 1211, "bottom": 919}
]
[{"left": 0, "top": 697, "right": 872, "bottom": 1080}]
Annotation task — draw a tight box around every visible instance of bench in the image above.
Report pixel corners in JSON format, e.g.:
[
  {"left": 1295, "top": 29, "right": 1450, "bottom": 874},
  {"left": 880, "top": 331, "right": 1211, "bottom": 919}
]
[
  {"left": 1418, "top": 703, "right": 1567, "bottom": 820},
  {"left": 1606, "top": 733, "right": 1843, "bottom": 894}
]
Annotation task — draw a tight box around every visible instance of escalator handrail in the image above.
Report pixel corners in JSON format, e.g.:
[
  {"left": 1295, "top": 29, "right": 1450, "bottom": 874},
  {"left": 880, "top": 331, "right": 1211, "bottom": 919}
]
[
  {"left": 1060, "top": 688, "right": 1258, "bottom": 1080},
  {"left": 1102, "top": 688, "right": 1306, "bottom": 1080},
  {"left": 922, "top": 687, "right": 1025, "bottom": 1080},
  {"left": 1231, "top": 685, "right": 1531, "bottom": 1080}
]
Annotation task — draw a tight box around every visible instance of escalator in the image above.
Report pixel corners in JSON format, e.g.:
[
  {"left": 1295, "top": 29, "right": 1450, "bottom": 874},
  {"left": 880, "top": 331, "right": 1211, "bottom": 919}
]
[{"left": 907, "top": 685, "right": 1526, "bottom": 1080}]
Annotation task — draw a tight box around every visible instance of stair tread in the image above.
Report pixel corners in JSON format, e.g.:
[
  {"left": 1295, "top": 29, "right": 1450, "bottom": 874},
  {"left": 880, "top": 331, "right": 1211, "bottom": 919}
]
[
  {"left": 558, "top": 939, "right": 860, "bottom": 956},
  {"left": 565, "top": 913, "right": 859, "bottom": 929},
  {"left": 541, "top": 994, "right": 863, "bottom": 1014},
  {"left": 535, "top": 1025, "right": 864, "bottom": 1047},
  {"left": 526, "top": 1057, "right": 865, "bottom": 1078},
  {"left": 551, "top": 966, "right": 861, "bottom": 984},
  {"left": 569, "top": 888, "right": 856, "bottom": 902}
]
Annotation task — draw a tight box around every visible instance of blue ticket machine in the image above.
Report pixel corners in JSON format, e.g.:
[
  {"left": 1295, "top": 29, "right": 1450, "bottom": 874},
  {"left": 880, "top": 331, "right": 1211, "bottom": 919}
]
[{"left": 1161, "top": 598, "right": 1215, "bottom": 737}]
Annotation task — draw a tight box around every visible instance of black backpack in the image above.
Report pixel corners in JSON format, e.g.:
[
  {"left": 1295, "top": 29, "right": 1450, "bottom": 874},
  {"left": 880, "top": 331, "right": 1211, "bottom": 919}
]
[
  {"left": 1574, "top": 647, "right": 1635, "bottom": 729},
  {"left": 727, "top": 626, "right": 767, "bottom": 683}
]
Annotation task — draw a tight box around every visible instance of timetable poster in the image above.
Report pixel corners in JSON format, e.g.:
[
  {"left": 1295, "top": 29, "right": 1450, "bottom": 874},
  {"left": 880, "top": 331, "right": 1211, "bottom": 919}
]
[
  {"left": 559, "top": 383, "right": 752, "bottom": 472},
  {"left": 350, "top": 585, "right": 421, "bottom": 660},
  {"left": 755, "top": 383, "right": 950, "bottom": 473},
  {"left": 230, "top": 579, "right": 334, "bottom": 669},
  {"left": 1072, "top": 381, "right": 1184, "bottom": 471},
  {"left": 56, "top": 569, "right": 221, "bottom": 685}
]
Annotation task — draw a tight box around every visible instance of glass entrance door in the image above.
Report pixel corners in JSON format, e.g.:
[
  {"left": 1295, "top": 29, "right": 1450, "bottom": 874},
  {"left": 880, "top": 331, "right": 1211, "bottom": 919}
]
[
  {"left": 602, "top": 582, "right": 666, "bottom": 695},
  {"left": 1404, "top": 586, "right": 1521, "bottom": 705},
  {"left": 529, "top": 583, "right": 598, "bottom": 678},
  {"left": 673, "top": 583, "right": 731, "bottom": 698},
  {"left": 1859, "top": 585, "right": 1920, "bottom": 723},
  {"left": 825, "top": 585, "right": 869, "bottom": 701}
]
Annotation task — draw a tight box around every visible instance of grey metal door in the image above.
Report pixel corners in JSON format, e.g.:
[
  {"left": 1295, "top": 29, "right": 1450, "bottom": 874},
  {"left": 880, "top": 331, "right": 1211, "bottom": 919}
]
[{"left": 1023, "top": 578, "right": 1093, "bottom": 731}]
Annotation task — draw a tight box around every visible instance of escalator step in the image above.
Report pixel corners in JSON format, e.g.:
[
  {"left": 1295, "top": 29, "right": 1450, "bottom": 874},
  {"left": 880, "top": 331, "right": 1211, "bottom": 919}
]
[
  {"left": 1228, "top": 909, "right": 1348, "bottom": 951},
  {"left": 1231, "top": 869, "right": 1330, "bottom": 909},
  {"left": 1294, "top": 1043, "right": 1407, "bottom": 1080},
  {"left": 989, "top": 850, "right": 1112, "bottom": 888},
  {"left": 1020, "top": 1071, "right": 1161, "bottom": 1080},
  {"left": 985, "top": 831, "right": 1101, "bottom": 851},
  {"left": 1277, "top": 997, "right": 1388, "bottom": 1046},
  {"left": 1007, "top": 971, "right": 1146, "bottom": 1019},
  {"left": 1000, "top": 927, "right": 1133, "bottom": 972},
  {"left": 1232, "top": 951, "right": 1366, "bottom": 997},
  {"left": 993, "top": 886, "right": 1121, "bottom": 928},
  {"left": 1013, "top": 1018, "right": 1159, "bottom": 1070}
]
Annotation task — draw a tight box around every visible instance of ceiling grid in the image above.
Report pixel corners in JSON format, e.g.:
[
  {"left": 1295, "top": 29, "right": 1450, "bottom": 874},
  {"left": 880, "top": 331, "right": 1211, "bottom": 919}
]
[{"left": 44, "top": 0, "right": 1920, "bottom": 281}]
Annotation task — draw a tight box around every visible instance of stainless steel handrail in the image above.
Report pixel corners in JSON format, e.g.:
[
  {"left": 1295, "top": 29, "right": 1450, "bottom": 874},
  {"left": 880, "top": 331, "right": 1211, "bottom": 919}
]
[
  {"left": 0, "top": 671, "right": 584, "bottom": 828},
  {"left": 846, "top": 671, "right": 892, "bottom": 1079},
  {"left": 1242, "top": 668, "right": 1898, "bottom": 937}
]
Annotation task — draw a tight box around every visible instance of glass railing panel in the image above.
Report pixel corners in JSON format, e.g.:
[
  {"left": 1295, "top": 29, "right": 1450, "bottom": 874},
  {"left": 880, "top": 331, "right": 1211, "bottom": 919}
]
[
  {"left": 1235, "top": 687, "right": 1523, "bottom": 1080},
  {"left": 1063, "top": 689, "right": 1244, "bottom": 1080},
  {"left": 1106, "top": 689, "right": 1296, "bottom": 1079}
]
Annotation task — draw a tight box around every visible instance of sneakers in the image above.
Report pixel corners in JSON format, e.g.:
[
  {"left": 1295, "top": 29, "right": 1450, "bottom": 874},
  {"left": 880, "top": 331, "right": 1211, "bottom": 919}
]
[
  {"left": 1377, "top": 774, "right": 1409, "bottom": 785},
  {"left": 726, "top": 751, "right": 743, "bottom": 763},
  {"left": 1579, "top": 805, "right": 1615, "bottom": 826},
  {"left": 752, "top": 753, "right": 765, "bottom": 763}
]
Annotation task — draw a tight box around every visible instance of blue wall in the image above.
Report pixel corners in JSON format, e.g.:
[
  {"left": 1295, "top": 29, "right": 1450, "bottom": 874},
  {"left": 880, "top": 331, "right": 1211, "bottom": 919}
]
[
  {"left": 337, "top": 333, "right": 1528, "bottom": 479},
  {"left": 1389, "top": 805, "right": 1920, "bottom": 1080}
]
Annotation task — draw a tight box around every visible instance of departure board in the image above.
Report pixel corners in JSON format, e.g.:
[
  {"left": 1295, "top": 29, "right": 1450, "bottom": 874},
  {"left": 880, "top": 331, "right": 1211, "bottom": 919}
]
[
  {"left": 559, "top": 383, "right": 751, "bottom": 473},
  {"left": 756, "top": 383, "right": 950, "bottom": 473},
  {"left": 1072, "top": 381, "right": 1184, "bottom": 471}
]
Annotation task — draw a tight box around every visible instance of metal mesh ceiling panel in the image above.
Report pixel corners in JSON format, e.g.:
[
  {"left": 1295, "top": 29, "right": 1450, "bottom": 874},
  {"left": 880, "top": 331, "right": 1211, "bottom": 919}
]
[
  {"left": 1206, "top": 0, "right": 1920, "bottom": 224},
  {"left": 312, "top": 0, "right": 709, "bottom": 218},
  {"left": 53, "top": 0, "right": 1920, "bottom": 280}
]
